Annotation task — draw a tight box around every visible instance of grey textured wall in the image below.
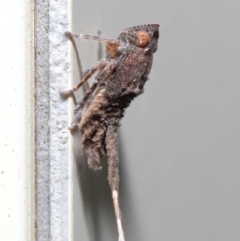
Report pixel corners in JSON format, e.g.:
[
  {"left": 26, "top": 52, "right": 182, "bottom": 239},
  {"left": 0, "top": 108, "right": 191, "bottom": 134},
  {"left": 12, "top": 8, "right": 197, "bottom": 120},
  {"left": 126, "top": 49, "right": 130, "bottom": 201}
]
[
  {"left": 70, "top": 1, "right": 240, "bottom": 241},
  {"left": 35, "top": 0, "right": 69, "bottom": 240}
]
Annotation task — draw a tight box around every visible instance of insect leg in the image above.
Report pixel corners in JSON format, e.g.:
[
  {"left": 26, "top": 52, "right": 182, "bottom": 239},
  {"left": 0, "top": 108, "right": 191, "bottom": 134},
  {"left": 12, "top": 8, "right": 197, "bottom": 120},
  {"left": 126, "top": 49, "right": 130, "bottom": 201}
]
[
  {"left": 69, "top": 81, "right": 99, "bottom": 130},
  {"left": 69, "top": 59, "right": 117, "bottom": 130},
  {"left": 60, "top": 58, "right": 107, "bottom": 98},
  {"left": 105, "top": 125, "right": 125, "bottom": 241}
]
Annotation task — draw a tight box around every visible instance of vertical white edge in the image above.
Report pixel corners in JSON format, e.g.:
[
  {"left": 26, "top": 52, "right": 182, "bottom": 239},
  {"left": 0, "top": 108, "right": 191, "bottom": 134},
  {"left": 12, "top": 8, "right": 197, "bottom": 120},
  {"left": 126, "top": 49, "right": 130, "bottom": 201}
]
[
  {"left": 29, "top": 0, "right": 35, "bottom": 240},
  {"left": 0, "top": 0, "right": 35, "bottom": 241},
  {"left": 68, "top": 0, "right": 74, "bottom": 240}
]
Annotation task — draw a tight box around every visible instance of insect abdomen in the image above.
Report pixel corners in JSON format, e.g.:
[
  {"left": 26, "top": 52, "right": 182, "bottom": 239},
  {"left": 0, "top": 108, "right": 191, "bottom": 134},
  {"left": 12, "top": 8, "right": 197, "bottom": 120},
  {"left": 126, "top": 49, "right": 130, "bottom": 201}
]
[{"left": 79, "top": 89, "right": 137, "bottom": 170}]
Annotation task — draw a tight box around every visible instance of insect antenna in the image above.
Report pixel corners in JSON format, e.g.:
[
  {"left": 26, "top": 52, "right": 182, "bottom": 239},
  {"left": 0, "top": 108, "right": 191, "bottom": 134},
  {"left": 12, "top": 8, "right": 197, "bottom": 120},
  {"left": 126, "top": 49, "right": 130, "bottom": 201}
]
[{"left": 66, "top": 31, "right": 120, "bottom": 45}]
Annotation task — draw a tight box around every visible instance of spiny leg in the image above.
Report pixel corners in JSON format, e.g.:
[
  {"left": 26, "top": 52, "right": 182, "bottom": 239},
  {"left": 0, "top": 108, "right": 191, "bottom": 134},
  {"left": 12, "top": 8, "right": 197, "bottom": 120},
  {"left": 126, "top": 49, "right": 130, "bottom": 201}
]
[
  {"left": 69, "top": 59, "right": 117, "bottom": 130},
  {"left": 60, "top": 58, "right": 107, "bottom": 98},
  {"left": 105, "top": 125, "right": 125, "bottom": 241},
  {"left": 69, "top": 80, "right": 99, "bottom": 130},
  {"left": 84, "top": 124, "right": 106, "bottom": 170}
]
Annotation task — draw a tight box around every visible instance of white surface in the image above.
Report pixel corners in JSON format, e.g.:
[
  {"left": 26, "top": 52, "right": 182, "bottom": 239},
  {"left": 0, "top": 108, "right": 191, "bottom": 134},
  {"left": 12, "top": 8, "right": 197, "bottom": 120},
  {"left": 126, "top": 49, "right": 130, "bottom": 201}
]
[{"left": 0, "top": 1, "right": 34, "bottom": 241}]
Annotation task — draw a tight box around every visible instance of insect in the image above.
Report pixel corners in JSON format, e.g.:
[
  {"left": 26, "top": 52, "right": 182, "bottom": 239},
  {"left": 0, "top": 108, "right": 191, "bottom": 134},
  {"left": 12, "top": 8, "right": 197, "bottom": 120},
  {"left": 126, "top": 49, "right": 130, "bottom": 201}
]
[{"left": 61, "top": 24, "right": 160, "bottom": 241}]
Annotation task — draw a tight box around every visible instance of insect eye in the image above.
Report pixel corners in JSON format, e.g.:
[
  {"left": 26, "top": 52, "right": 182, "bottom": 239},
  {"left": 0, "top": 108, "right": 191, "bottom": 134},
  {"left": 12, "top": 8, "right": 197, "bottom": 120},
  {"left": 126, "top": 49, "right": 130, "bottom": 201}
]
[{"left": 136, "top": 31, "right": 150, "bottom": 47}]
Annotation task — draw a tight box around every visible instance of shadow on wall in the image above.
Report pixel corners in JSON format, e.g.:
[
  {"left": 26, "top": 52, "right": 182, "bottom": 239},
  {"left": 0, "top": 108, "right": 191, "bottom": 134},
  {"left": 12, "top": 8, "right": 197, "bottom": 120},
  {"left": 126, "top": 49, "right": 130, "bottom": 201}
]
[
  {"left": 72, "top": 129, "right": 140, "bottom": 241},
  {"left": 73, "top": 128, "right": 117, "bottom": 241}
]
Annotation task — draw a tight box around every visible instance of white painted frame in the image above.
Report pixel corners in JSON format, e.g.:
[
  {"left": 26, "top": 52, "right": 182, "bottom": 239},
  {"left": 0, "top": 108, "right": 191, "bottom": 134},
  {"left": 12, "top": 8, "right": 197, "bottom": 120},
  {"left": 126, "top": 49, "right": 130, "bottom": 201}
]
[{"left": 0, "top": 1, "right": 35, "bottom": 241}]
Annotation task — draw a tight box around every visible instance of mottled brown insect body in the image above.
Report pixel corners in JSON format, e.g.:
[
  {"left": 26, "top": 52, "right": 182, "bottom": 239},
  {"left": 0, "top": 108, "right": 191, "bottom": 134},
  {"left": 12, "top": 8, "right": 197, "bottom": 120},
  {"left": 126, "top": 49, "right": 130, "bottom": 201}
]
[{"left": 62, "top": 24, "right": 160, "bottom": 241}]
